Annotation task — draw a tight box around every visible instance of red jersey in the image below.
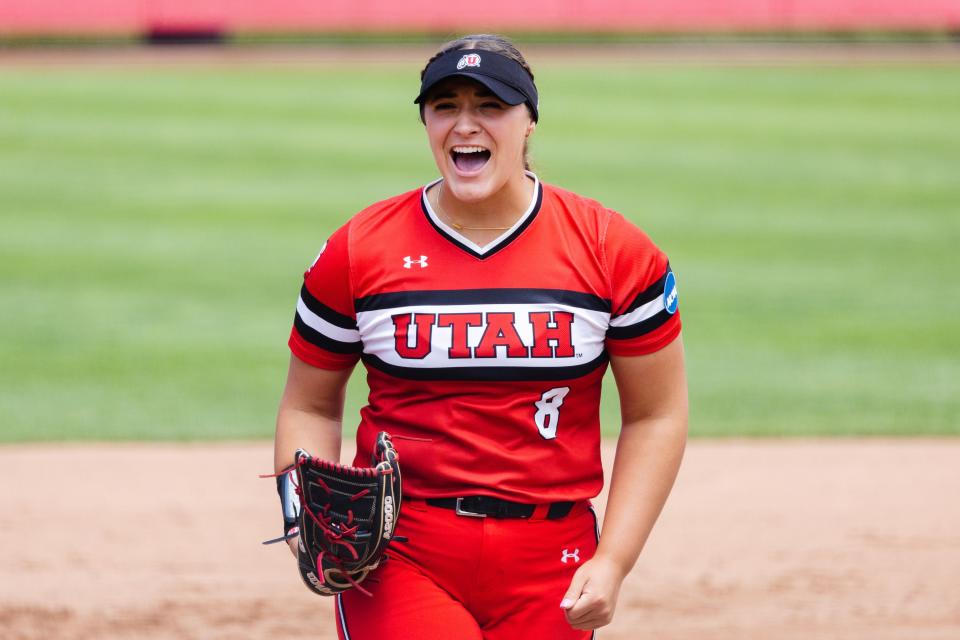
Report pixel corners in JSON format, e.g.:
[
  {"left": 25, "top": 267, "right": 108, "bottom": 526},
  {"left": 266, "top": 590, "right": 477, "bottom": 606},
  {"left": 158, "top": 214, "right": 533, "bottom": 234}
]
[{"left": 289, "top": 174, "right": 681, "bottom": 503}]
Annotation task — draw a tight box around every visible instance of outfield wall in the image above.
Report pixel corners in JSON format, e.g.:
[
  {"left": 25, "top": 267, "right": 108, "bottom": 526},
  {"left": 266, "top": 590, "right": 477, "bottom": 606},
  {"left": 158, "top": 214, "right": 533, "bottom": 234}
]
[{"left": 2, "top": 0, "right": 959, "bottom": 37}]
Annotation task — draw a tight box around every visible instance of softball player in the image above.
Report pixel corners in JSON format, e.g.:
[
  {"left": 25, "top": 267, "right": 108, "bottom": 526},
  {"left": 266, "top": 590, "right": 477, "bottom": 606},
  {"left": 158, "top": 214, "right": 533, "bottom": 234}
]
[{"left": 274, "top": 34, "right": 688, "bottom": 639}]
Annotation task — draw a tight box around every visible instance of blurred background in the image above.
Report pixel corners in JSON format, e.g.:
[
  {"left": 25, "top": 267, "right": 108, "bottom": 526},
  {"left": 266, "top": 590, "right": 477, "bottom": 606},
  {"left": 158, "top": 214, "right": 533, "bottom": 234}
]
[{"left": 2, "top": 1, "right": 958, "bottom": 443}]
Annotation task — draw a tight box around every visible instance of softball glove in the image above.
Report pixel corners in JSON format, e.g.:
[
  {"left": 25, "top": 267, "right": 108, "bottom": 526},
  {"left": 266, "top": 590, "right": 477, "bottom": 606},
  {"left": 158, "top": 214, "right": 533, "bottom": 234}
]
[{"left": 289, "top": 432, "right": 402, "bottom": 596}]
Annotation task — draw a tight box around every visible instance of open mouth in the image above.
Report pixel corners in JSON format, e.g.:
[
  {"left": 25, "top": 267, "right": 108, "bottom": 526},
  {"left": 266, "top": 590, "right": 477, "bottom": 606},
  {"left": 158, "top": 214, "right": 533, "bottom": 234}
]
[{"left": 450, "top": 146, "right": 491, "bottom": 173}]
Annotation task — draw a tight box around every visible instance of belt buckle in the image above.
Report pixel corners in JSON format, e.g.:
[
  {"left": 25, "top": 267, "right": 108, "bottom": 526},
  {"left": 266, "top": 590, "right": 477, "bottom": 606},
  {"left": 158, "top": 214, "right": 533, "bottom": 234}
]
[{"left": 455, "top": 497, "right": 487, "bottom": 518}]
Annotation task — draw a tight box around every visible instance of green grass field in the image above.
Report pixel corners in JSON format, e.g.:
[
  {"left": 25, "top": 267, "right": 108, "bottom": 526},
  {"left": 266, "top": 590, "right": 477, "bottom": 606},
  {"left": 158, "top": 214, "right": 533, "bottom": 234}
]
[{"left": 1, "top": 54, "right": 958, "bottom": 441}]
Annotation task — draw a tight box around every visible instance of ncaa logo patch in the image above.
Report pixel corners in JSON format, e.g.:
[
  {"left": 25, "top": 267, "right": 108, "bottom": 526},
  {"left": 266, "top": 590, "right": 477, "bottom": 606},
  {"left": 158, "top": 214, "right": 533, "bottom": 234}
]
[
  {"left": 457, "top": 53, "right": 482, "bottom": 70},
  {"left": 663, "top": 271, "right": 679, "bottom": 315}
]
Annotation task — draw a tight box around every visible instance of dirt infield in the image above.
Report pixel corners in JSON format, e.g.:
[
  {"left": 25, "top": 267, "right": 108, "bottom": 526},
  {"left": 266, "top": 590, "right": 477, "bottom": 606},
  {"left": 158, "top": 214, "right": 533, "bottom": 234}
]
[{"left": 2, "top": 440, "right": 959, "bottom": 639}]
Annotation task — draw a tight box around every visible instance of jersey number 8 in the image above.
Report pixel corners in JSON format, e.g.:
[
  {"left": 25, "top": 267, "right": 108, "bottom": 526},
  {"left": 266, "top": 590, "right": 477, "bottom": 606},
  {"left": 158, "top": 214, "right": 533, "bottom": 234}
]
[{"left": 533, "top": 387, "right": 570, "bottom": 440}]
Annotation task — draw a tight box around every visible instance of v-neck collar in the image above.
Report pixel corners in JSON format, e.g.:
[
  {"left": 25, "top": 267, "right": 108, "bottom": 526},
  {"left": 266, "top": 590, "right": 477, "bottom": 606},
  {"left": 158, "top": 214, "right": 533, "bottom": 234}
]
[{"left": 420, "top": 171, "right": 543, "bottom": 260}]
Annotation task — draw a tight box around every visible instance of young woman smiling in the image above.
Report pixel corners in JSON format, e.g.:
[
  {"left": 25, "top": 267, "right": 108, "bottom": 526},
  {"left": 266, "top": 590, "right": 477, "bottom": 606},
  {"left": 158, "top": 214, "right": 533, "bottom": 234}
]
[
  {"left": 422, "top": 76, "right": 536, "bottom": 245},
  {"left": 274, "top": 34, "right": 688, "bottom": 639}
]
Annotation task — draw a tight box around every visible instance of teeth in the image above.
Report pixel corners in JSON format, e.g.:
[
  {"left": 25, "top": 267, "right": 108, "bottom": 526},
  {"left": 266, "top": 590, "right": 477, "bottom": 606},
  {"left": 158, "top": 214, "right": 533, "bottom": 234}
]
[{"left": 452, "top": 146, "right": 488, "bottom": 154}]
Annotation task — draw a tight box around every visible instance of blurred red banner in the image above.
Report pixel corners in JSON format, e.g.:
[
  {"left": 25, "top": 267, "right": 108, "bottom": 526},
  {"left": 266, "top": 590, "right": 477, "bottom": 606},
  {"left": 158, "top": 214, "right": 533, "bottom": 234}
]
[{"left": 2, "top": 0, "right": 958, "bottom": 36}]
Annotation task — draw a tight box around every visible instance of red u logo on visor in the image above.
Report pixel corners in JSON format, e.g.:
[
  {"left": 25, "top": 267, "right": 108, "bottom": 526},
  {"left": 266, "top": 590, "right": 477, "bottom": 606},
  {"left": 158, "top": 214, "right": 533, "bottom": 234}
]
[{"left": 457, "top": 54, "right": 481, "bottom": 69}]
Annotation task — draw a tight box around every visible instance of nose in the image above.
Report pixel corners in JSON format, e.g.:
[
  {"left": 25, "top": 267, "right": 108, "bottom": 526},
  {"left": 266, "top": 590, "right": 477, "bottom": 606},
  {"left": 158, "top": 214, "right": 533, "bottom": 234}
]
[{"left": 452, "top": 109, "right": 481, "bottom": 137}]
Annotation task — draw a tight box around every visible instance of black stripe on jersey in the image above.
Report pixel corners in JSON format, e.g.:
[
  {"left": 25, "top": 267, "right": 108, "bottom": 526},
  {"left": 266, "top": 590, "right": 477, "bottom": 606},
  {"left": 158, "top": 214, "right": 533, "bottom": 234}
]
[
  {"left": 293, "top": 314, "right": 363, "bottom": 354},
  {"left": 361, "top": 352, "right": 608, "bottom": 382},
  {"left": 300, "top": 284, "right": 358, "bottom": 330},
  {"left": 355, "top": 288, "right": 610, "bottom": 313},
  {"left": 421, "top": 182, "right": 543, "bottom": 260},
  {"left": 613, "top": 263, "right": 671, "bottom": 319},
  {"left": 606, "top": 309, "right": 673, "bottom": 340}
]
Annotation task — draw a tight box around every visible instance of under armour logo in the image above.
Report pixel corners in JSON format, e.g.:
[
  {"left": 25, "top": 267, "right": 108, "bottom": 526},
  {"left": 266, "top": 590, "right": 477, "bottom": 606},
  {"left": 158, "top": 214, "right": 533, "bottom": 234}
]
[
  {"left": 403, "top": 255, "right": 428, "bottom": 269},
  {"left": 561, "top": 548, "right": 580, "bottom": 564}
]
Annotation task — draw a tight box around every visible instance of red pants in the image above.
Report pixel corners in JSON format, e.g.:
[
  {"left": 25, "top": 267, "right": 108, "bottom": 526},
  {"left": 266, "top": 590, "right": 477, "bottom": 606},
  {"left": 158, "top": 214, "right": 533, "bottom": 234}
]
[{"left": 335, "top": 499, "right": 599, "bottom": 640}]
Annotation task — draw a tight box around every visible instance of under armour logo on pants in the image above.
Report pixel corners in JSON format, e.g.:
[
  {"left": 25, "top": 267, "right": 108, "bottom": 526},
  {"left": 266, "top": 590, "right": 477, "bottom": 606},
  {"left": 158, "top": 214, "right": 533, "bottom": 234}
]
[{"left": 561, "top": 548, "right": 580, "bottom": 564}]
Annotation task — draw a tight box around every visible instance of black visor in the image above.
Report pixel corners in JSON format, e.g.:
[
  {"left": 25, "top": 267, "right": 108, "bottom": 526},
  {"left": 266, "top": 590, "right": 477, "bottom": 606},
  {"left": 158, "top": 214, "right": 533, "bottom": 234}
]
[{"left": 414, "top": 49, "right": 539, "bottom": 121}]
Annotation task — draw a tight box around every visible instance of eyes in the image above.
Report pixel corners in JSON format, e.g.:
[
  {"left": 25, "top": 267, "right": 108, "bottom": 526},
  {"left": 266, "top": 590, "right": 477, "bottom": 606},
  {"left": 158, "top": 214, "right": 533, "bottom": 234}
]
[{"left": 430, "top": 100, "right": 506, "bottom": 113}]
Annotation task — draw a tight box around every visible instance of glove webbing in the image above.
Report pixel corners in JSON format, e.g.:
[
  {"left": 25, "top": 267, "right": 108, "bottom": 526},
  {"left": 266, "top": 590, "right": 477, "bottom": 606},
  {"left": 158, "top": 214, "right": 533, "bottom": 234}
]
[
  {"left": 295, "top": 454, "right": 402, "bottom": 596},
  {"left": 297, "top": 470, "right": 372, "bottom": 593}
]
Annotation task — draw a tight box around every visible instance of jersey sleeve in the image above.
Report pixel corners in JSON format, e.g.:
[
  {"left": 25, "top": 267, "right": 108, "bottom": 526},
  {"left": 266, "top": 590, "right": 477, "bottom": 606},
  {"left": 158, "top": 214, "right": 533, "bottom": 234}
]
[
  {"left": 288, "top": 223, "right": 362, "bottom": 370},
  {"left": 603, "top": 211, "right": 681, "bottom": 356}
]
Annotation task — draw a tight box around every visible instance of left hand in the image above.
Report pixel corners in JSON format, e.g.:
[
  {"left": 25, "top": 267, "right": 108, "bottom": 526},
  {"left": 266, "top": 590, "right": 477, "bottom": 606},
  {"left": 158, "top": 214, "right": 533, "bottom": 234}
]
[{"left": 559, "top": 553, "right": 627, "bottom": 630}]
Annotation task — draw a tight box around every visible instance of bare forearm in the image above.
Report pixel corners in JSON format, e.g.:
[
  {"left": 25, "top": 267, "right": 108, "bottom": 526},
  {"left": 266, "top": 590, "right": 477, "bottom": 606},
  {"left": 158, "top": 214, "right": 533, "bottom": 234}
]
[
  {"left": 562, "top": 340, "right": 686, "bottom": 630},
  {"left": 273, "top": 356, "right": 353, "bottom": 473},
  {"left": 274, "top": 407, "right": 343, "bottom": 472},
  {"left": 596, "top": 414, "right": 687, "bottom": 576}
]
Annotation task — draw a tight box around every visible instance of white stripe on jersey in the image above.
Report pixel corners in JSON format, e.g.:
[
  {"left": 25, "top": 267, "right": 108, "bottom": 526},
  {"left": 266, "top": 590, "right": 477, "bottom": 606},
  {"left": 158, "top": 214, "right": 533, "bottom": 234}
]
[
  {"left": 356, "top": 303, "right": 609, "bottom": 369},
  {"left": 296, "top": 296, "right": 361, "bottom": 344},
  {"left": 608, "top": 295, "right": 665, "bottom": 328}
]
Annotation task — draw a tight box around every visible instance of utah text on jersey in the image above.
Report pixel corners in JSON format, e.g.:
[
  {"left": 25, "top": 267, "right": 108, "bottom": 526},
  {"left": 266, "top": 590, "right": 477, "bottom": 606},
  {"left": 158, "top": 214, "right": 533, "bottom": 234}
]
[{"left": 294, "top": 268, "right": 677, "bottom": 382}]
